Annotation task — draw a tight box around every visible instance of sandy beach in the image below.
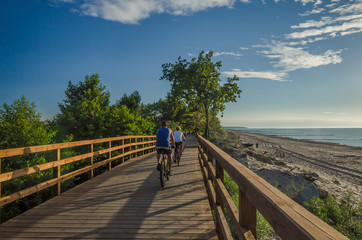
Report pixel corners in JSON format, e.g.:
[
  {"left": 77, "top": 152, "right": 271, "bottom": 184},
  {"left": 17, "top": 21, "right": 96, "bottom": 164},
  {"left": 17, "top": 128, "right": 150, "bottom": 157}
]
[{"left": 229, "top": 131, "right": 362, "bottom": 200}]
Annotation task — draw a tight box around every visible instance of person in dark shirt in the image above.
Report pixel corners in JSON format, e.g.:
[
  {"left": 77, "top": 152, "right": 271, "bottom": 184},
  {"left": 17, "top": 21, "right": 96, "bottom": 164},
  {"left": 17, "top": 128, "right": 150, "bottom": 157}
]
[{"left": 156, "top": 120, "right": 175, "bottom": 175}]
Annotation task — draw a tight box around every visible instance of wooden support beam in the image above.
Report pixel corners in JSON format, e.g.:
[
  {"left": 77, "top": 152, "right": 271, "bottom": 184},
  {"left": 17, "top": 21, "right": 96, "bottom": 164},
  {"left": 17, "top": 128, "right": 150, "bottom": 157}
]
[
  {"left": 52, "top": 149, "right": 61, "bottom": 196},
  {"left": 88, "top": 144, "right": 93, "bottom": 179},
  {"left": 108, "top": 141, "right": 111, "bottom": 171}
]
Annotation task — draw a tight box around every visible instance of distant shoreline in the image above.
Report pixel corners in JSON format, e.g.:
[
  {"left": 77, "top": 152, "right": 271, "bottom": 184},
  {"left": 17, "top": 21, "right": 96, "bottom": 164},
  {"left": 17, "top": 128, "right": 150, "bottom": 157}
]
[
  {"left": 224, "top": 127, "right": 362, "bottom": 147},
  {"left": 227, "top": 130, "right": 362, "bottom": 200}
]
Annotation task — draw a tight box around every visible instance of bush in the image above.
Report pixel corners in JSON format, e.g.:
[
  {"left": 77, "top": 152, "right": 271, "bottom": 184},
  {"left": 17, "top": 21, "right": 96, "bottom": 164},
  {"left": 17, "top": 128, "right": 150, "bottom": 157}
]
[{"left": 303, "top": 193, "right": 362, "bottom": 240}]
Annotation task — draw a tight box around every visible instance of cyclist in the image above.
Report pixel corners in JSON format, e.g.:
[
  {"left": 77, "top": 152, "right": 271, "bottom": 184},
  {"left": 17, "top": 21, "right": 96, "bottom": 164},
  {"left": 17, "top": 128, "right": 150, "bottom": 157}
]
[
  {"left": 156, "top": 120, "right": 175, "bottom": 175},
  {"left": 173, "top": 126, "right": 186, "bottom": 162}
]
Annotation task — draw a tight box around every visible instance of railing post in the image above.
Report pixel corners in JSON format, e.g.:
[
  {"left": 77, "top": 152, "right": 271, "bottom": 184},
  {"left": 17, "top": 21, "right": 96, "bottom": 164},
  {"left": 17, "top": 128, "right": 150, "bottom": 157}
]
[
  {"left": 53, "top": 148, "right": 61, "bottom": 196},
  {"left": 206, "top": 149, "right": 213, "bottom": 182},
  {"left": 239, "top": 188, "right": 257, "bottom": 238},
  {"left": 0, "top": 157, "right": 2, "bottom": 222},
  {"left": 207, "top": 148, "right": 223, "bottom": 239},
  {"left": 143, "top": 137, "right": 146, "bottom": 155},
  {"left": 121, "top": 139, "right": 124, "bottom": 163},
  {"left": 108, "top": 141, "right": 111, "bottom": 171},
  {"left": 88, "top": 144, "right": 94, "bottom": 179},
  {"left": 215, "top": 159, "right": 224, "bottom": 207}
]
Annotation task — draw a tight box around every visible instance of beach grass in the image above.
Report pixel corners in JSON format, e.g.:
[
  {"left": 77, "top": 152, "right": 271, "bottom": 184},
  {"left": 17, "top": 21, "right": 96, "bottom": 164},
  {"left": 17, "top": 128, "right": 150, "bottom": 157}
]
[{"left": 303, "top": 193, "right": 362, "bottom": 240}]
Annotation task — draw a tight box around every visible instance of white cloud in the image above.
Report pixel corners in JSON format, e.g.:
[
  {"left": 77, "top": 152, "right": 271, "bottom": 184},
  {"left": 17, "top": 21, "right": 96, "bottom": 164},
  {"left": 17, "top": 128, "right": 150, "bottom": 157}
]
[
  {"left": 213, "top": 51, "right": 242, "bottom": 57},
  {"left": 330, "top": 1, "right": 362, "bottom": 15},
  {"left": 258, "top": 42, "right": 342, "bottom": 71},
  {"left": 286, "top": 1, "right": 362, "bottom": 46},
  {"left": 74, "top": 0, "right": 237, "bottom": 24},
  {"left": 286, "top": 17, "right": 362, "bottom": 39},
  {"left": 222, "top": 69, "right": 288, "bottom": 81},
  {"left": 299, "top": 8, "right": 325, "bottom": 16},
  {"left": 294, "top": 0, "right": 316, "bottom": 5}
]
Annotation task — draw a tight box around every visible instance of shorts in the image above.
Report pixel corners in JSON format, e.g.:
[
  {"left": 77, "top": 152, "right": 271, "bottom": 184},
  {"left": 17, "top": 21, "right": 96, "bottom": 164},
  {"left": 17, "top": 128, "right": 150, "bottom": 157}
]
[{"left": 157, "top": 148, "right": 172, "bottom": 155}]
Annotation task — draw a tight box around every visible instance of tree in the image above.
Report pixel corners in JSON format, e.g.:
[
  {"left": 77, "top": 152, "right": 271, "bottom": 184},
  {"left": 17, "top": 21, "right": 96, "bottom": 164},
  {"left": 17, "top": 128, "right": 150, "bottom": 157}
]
[
  {"left": 161, "top": 51, "right": 241, "bottom": 138},
  {"left": 0, "top": 96, "right": 55, "bottom": 222},
  {"left": 0, "top": 95, "right": 54, "bottom": 149},
  {"left": 57, "top": 74, "right": 110, "bottom": 140},
  {"left": 104, "top": 105, "right": 155, "bottom": 137},
  {"left": 116, "top": 90, "right": 141, "bottom": 114}
]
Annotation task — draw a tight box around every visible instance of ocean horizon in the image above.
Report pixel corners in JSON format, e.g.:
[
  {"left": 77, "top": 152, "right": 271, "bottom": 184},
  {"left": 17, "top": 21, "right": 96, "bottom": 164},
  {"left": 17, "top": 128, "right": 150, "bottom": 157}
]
[{"left": 224, "top": 127, "right": 362, "bottom": 147}]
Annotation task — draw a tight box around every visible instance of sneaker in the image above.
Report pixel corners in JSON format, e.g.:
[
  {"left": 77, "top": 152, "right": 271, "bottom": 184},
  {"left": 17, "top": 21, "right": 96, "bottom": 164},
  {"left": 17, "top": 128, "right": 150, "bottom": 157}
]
[
  {"left": 168, "top": 170, "right": 173, "bottom": 176},
  {"left": 157, "top": 163, "right": 161, "bottom": 171}
]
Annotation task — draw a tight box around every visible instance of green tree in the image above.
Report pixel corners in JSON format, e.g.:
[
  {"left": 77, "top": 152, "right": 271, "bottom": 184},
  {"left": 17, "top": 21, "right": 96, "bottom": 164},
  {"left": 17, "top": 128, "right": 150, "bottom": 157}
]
[
  {"left": 116, "top": 90, "right": 141, "bottom": 114},
  {"left": 105, "top": 105, "right": 155, "bottom": 136},
  {"left": 57, "top": 74, "right": 110, "bottom": 140},
  {"left": 0, "top": 95, "right": 54, "bottom": 149},
  {"left": 0, "top": 96, "right": 55, "bottom": 222},
  {"left": 161, "top": 51, "right": 241, "bottom": 138}
]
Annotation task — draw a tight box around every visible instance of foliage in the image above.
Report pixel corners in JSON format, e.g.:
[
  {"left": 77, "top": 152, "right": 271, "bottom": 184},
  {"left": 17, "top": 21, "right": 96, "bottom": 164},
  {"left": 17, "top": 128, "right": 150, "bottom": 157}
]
[
  {"left": 0, "top": 95, "right": 55, "bottom": 149},
  {"left": 105, "top": 105, "right": 155, "bottom": 136},
  {"left": 57, "top": 74, "right": 110, "bottom": 140},
  {"left": 223, "top": 171, "right": 275, "bottom": 239},
  {"left": 161, "top": 51, "right": 241, "bottom": 138},
  {"left": 0, "top": 96, "right": 55, "bottom": 222},
  {"left": 303, "top": 193, "right": 362, "bottom": 239},
  {"left": 116, "top": 90, "right": 141, "bottom": 114}
]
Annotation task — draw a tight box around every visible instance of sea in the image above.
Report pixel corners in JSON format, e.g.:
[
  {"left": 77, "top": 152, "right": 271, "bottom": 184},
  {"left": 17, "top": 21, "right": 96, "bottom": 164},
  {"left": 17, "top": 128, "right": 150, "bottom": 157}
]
[{"left": 224, "top": 127, "right": 362, "bottom": 147}]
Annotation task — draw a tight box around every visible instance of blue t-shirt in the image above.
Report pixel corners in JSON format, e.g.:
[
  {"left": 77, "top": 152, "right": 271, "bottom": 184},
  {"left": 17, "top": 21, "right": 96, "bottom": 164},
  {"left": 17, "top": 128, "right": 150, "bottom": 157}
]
[{"left": 156, "top": 127, "right": 170, "bottom": 147}]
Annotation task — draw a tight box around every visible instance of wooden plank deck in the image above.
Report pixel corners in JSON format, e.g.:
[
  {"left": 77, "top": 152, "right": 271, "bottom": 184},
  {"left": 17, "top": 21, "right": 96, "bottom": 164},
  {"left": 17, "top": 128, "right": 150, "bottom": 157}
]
[{"left": 0, "top": 135, "right": 217, "bottom": 239}]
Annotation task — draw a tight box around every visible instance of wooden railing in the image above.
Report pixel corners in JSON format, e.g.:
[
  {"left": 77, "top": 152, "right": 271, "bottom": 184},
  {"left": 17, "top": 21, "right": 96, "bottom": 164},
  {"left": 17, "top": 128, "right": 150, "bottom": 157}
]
[
  {"left": 197, "top": 134, "right": 348, "bottom": 240},
  {"left": 0, "top": 135, "right": 156, "bottom": 207}
]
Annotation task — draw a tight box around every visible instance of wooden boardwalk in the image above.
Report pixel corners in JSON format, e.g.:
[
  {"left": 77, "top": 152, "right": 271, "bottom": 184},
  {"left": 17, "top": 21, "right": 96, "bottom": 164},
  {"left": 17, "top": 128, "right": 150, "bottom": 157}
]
[{"left": 0, "top": 135, "right": 217, "bottom": 239}]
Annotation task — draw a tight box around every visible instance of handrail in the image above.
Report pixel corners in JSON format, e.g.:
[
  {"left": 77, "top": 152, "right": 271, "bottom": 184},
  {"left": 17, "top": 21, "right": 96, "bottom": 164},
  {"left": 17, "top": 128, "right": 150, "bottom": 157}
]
[
  {"left": 0, "top": 135, "right": 156, "bottom": 207},
  {"left": 197, "top": 134, "right": 348, "bottom": 240}
]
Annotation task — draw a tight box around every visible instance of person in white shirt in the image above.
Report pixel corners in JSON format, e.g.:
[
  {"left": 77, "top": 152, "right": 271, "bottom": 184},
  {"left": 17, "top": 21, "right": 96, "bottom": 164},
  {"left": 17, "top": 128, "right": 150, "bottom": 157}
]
[{"left": 173, "top": 126, "right": 186, "bottom": 162}]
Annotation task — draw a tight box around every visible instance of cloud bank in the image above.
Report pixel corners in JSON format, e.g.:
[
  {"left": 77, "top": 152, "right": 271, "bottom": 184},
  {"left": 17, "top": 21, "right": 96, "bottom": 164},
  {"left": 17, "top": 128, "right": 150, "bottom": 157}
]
[{"left": 57, "top": 0, "right": 237, "bottom": 24}]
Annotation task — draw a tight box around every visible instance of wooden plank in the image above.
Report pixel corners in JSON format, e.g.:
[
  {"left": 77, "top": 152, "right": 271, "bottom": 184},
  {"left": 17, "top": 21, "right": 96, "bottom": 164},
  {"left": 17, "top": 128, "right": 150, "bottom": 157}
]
[
  {"left": 0, "top": 135, "right": 155, "bottom": 158},
  {"left": 197, "top": 134, "right": 349, "bottom": 240},
  {"left": 215, "top": 205, "right": 233, "bottom": 240},
  {"left": 0, "top": 148, "right": 156, "bottom": 206},
  {"left": 215, "top": 179, "right": 255, "bottom": 240},
  {"left": 52, "top": 148, "right": 61, "bottom": 196},
  {"left": 0, "top": 134, "right": 217, "bottom": 240}
]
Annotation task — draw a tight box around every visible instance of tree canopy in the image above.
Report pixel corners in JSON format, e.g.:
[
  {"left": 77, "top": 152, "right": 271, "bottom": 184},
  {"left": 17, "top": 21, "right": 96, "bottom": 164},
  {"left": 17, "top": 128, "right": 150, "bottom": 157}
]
[
  {"left": 161, "top": 51, "right": 241, "bottom": 138},
  {"left": 0, "top": 95, "right": 54, "bottom": 149}
]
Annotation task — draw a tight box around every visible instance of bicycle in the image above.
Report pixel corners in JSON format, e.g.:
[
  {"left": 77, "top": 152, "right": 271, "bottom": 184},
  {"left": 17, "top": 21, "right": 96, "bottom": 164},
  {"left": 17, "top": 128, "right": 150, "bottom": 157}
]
[
  {"left": 159, "top": 150, "right": 170, "bottom": 188},
  {"left": 174, "top": 143, "right": 182, "bottom": 166}
]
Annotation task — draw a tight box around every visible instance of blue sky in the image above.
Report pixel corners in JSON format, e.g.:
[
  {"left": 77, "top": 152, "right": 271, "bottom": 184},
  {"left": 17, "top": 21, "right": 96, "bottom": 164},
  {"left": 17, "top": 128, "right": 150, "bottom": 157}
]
[{"left": 1, "top": 0, "right": 361, "bottom": 128}]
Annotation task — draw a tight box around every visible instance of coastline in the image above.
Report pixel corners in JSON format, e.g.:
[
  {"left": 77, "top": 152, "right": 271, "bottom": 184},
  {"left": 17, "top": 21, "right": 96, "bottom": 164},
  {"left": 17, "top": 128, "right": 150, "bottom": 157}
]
[{"left": 223, "top": 130, "right": 362, "bottom": 201}]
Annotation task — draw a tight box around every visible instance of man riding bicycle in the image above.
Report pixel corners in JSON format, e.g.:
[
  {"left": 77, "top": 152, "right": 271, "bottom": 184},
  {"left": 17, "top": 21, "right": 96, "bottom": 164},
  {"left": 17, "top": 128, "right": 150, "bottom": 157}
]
[
  {"left": 156, "top": 120, "right": 175, "bottom": 175},
  {"left": 173, "top": 126, "right": 186, "bottom": 162}
]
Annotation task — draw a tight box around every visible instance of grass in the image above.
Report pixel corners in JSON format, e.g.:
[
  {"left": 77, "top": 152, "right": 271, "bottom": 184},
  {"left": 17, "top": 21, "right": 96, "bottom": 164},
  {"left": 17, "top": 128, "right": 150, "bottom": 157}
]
[
  {"left": 223, "top": 170, "right": 360, "bottom": 239},
  {"left": 223, "top": 171, "right": 276, "bottom": 239},
  {"left": 303, "top": 193, "right": 362, "bottom": 240}
]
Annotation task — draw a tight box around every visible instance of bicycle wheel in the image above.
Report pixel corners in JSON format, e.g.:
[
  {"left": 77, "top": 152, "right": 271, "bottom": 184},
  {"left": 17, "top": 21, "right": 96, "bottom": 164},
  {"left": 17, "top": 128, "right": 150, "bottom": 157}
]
[
  {"left": 160, "top": 155, "right": 166, "bottom": 188},
  {"left": 177, "top": 150, "right": 181, "bottom": 166},
  {"left": 165, "top": 155, "right": 169, "bottom": 181}
]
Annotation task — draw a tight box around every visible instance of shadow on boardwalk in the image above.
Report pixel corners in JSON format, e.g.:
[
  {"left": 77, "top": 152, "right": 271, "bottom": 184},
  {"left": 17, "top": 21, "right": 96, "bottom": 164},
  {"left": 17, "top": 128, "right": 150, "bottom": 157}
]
[{"left": 0, "top": 135, "right": 217, "bottom": 239}]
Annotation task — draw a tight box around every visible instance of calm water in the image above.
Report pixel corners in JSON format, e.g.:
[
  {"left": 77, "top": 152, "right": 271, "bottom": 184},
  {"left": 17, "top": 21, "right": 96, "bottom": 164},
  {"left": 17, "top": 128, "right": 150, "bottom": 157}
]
[{"left": 224, "top": 127, "right": 362, "bottom": 147}]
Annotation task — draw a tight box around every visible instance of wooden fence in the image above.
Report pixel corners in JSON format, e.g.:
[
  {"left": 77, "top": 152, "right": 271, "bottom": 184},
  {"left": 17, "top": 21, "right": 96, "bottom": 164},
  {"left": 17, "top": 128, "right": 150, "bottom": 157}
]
[
  {"left": 197, "top": 134, "right": 348, "bottom": 240},
  {"left": 0, "top": 135, "right": 156, "bottom": 207}
]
